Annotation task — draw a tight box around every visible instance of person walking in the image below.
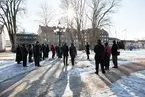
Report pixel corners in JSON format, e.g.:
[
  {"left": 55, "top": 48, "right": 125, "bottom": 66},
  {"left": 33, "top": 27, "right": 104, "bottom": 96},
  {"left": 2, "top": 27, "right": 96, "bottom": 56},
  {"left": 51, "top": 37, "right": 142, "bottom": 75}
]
[
  {"left": 104, "top": 42, "right": 111, "bottom": 70},
  {"left": 21, "top": 44, "right": 28, "bottom": 67},
  {"left": 51, "top": 44, "right": 55, "bottom": 58},
  {"left": 62, "top": 43, "right": 69, "bottom": 67},
  {"left": 28, "top": 44, "right": 33, "bottom": 63},
  {"left": 111, "top": 40, "right": 118, "bottom": 68},
  {"left": 94, "top": 39, "right": 105, "bottom": 74},
  {"left": 69, "top": 43, "right": 77, "bottom": 66},
  {"left": 85, "top": 42, "right": 90, "bottom": 60},
  {"left": 33, "top": 41, "right": 41, "bottom": 67},
  {"left": 16, "top": 45, "right": 22, "bottom": 64}
]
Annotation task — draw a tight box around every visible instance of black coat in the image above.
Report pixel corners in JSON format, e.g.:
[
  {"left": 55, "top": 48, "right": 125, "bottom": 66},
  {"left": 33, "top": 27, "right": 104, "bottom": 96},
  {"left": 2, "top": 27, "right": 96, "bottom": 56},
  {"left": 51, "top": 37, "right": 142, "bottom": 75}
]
[
  {"left": 85, "top": 44, "right": 90, "bottom": 54},
  {"left": 33, "top": 44, "right": 40, "bottom": 57},
  {"left": 22, "top": 46, "right": 28, "bottom": 57},
  {"left": 28, "top": 46, "right": 33, "bottom": 55},
  {"left": 62, "top": 45, "right": 69, "bottom": 56},
  {"left": 111, "top": 43, "right": 118, "bottom": 55},
  {"left": 69, "top": 45, "right": 77, "bottom": 58},
  {"left": 94, "top": 44, "right": 104, "bottom": 61},
  {"left": 16, "top": 46, "right": 22, "bottom": 62},
  {"left": 46, "top": 45, "right": 50, "bottom": 53}
]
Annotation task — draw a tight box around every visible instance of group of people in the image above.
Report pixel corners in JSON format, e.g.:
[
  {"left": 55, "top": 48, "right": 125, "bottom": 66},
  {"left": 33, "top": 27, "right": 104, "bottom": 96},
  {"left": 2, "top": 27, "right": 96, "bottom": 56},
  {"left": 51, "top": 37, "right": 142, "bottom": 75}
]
[
  {"left": 85, "top": 39, "right": 119, "bottom": 74},
  {"left": 16, "top": 40, "right": 119, "bottom": 74},
  {"left": 15, "top": 41, "right": 77, "bottom": 67},
  {"left": 16, "top": 41, "right": 52, "bottom": 67}
]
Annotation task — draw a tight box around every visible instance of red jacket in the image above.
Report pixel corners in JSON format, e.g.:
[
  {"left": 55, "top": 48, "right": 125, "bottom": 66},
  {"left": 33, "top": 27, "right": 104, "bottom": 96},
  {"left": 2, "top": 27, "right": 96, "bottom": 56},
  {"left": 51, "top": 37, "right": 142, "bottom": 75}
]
[
  {"left": 51, "top": 45, "right": 55, "bottom": 54},
  {"left": 104, "top": 46, "right": 111, "bottom": 54}
]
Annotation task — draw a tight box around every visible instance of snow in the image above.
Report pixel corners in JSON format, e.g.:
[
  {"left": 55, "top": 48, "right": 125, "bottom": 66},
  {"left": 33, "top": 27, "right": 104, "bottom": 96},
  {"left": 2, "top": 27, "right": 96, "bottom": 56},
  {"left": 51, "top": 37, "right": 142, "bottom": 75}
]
[
  {"left": 100, "top": 70, "right": 145, "bottom": 97},
  {"left": 0, "top": 52, "right": 59, "bottom": 83},
  {"left": 1, "top": 49, "right": 145, "bottom": 96},
  {"left": 63, "top": 49, "right": 145, "bottom": 97}
]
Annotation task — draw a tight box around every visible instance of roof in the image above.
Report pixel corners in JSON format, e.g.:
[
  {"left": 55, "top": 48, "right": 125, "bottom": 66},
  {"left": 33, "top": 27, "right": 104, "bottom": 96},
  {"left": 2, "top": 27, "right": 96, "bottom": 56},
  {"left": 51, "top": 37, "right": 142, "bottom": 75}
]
[
  {"left": 109, "top": 37, "right": 120, "bottom": 41},
  {"left": 39, "top": 25, "right": 55, "bottom": 33},
  {"left": 101, "top": 29, "right": 109, "bottom": 35},
  {"left": 16, "top": 33, "right": 38, "bottom": 36},
  {"left": 82, "top": 28, "right": 109, "bottom": 35}
]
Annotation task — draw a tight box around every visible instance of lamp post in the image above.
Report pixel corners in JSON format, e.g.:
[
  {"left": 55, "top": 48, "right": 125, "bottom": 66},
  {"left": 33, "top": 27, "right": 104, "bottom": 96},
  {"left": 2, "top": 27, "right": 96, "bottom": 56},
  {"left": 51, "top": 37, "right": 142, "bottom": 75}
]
[
  {"left": 54, "top": 21, "right": 66, "bottom": 58},
  {"left": 54, "top": 21, "right": 66, "bottom": 46}
]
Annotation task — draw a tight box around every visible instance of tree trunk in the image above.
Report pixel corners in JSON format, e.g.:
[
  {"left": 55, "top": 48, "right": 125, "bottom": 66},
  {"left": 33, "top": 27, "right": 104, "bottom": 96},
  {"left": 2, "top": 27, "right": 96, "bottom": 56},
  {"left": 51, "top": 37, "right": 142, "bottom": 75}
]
[
  {"left": 10, "top": 34, "right": 16, "bottom": 52},
  {"left": 11, "top": 43, "right": 16, "bottom": 52}
]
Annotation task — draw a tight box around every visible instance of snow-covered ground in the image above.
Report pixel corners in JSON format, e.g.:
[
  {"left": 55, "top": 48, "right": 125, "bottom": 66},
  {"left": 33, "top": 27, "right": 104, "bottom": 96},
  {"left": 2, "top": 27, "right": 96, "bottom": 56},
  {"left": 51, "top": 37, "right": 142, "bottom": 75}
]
[
  {"left": 1, "top": 49, "right": 145, "bottom": 97},
  {"left": 99, "top": 70, "right": 145, "bottom": 97}
]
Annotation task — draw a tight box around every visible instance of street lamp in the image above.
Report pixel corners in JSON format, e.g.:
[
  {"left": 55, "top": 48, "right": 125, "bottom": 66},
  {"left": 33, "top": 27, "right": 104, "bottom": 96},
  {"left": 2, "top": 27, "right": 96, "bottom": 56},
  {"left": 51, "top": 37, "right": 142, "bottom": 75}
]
[
  {"left": 53, "top": 21, "right": 66, "bottom": 58},
  {"left": 54, "top": 21, "right": 66, "bottom": 46}
]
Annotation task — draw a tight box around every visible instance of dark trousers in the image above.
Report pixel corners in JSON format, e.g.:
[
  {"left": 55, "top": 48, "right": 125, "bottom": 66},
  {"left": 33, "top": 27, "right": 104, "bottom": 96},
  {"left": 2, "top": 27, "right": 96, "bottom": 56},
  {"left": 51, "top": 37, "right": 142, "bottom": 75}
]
[
  {"left": 52, "top": 53, "right": 55, "bottom": 58},
  {"left": 23, "top": 56, "right": 27, "bottom": 67},
  {"left": 104, "top": 54, "right": 110, "bottom": 70},
  {"left": 17, "top": 59, "right": 21, "bottom": 64},
  {"left": 71, "top": 57, "right": 75, "bottom": 66},
  {"left": 17, "top": 61, "right": 21, "bottom": 64},
  {"left": 112, "top": 55, "right": 118, "bottom": 67},
  {"left": 87, "top": 54, "right": 90, "bottom": 59},
  {"left": 29, "top": 54, "right": 33, "bottom": 62},
  {"left": 95, "top": 59, "right": 105, "bottom": 74},
  {"left": 40, "top": 52, "right": 42, "bottom": 61},
  {"left": 34, "top": 55, "right": 40, "bottom": 66},
  {"left": 63, "top": 55, "right": 68, "bottom": 66}
]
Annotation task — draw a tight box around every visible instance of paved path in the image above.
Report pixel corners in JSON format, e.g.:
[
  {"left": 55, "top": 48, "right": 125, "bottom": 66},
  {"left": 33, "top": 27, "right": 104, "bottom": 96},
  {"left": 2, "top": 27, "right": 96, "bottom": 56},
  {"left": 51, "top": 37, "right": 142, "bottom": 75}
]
[{"left": 0, "top": 57, "right": 145, "bottom": 97}]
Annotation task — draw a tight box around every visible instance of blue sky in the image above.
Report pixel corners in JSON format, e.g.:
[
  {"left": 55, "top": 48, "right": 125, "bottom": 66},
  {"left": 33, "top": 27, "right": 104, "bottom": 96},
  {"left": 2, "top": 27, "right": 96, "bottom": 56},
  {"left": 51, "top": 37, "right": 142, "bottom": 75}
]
[{"left": 19, "top": 0, "right": 145, "bottom": 40}]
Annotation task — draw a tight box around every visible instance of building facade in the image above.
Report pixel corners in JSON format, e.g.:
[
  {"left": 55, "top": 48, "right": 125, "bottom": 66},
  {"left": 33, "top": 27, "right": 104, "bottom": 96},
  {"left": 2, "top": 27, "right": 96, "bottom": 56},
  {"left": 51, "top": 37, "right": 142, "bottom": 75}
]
[
  {"left": 16, "top": 33, "right": 38, "bottom": 45},
  {"left": 123, "top": 40, "right": 145, "bottom": 50},
  {"left": 38, "top": 25, "right": 56, "bottom": 44},
  {"left": 37, "top": 25, "right": 72, "bottom": 46},
  {"left": 82, "top": 28, "right": 109, "bottom": 44},
  {"left": 37, "top": 25, "right": 109, "bottom": 48}
]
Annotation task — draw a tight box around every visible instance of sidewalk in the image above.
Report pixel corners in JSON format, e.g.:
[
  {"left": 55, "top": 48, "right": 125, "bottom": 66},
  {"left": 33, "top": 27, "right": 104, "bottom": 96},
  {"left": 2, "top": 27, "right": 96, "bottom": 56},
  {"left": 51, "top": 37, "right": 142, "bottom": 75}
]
[{"left": 1, "top": 50, "right": 145, "bottom": 97}]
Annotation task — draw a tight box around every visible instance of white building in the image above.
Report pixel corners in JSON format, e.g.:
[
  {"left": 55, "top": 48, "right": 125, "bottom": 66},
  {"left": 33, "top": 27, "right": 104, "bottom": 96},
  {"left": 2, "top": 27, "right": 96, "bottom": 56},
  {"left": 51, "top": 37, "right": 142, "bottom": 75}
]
[{"left": 0, "top": 24, "right": 5, "bottom": 51}]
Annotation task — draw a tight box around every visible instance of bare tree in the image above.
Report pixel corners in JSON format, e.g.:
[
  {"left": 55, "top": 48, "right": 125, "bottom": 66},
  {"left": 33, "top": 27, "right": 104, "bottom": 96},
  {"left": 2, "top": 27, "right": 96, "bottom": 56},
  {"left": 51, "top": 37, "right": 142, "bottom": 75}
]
[
  {"left": 87, "top": 0, "right": 121, "bottom": 46},
  {"left": 37, "top": 2, "right": 54, "bottom": 26},
  {"left": 61, "top": 0, "right": 87, "bottom": 50},
  {"left": 0, "top": 0, "right": 25, "bottom": 52}
]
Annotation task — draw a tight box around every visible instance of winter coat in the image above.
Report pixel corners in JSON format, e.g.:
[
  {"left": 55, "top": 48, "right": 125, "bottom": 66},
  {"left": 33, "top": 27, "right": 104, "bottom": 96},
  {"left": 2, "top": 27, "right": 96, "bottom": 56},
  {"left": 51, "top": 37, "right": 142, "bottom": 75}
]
[
  {"left": 85, "top": 44, "right": 90, "bottom": 55},
  {"left": 104, "top": 46, "right": 111, "bottom": 57},
  {"left": 69, "top": 45, "right": 77, "bottom": 58},
  {"left": 104, "top": 46, "right": 111, "bottom": 54},
  {"left": 28, "top": 46, "right": 33, "bottom": 55},
  {"left": 33, "top": 44, "right": 40, "bottom": 57},
  {"left": 46, "top": 45, "right": 50, "bottom": 53},
  {"left": 21, "top": 46, "right": 28, "bottom": 57},
  {"left": 62, "top": 44, "right": 69, "bottom": 56},
  {"left": 16, "top": 45, "right": 22, "bottom": 62},
  {"left": 51, "top": 45, "right": 55, "bottom": 55},
  {"left": 94, "top": 44, "right": 104, "bottom": 61},
  {"left": 111, "top": 43, "right": 118, "bottom": 55}
]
